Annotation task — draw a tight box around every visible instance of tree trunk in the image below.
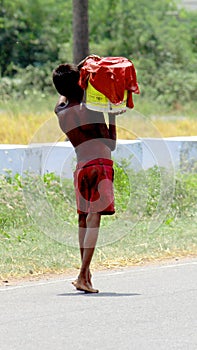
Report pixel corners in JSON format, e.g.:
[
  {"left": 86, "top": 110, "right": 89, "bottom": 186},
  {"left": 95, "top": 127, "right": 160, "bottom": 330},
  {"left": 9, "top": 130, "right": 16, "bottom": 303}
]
[{"left": 72, "top": 0, "right": 89, "bottom": 64}]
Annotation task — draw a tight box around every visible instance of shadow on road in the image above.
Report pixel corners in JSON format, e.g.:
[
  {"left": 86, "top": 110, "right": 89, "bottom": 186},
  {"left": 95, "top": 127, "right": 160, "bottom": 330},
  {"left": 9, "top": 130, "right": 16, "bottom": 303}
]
[{"left": 58, "top": 292, "right": 141, "bottom": 297}]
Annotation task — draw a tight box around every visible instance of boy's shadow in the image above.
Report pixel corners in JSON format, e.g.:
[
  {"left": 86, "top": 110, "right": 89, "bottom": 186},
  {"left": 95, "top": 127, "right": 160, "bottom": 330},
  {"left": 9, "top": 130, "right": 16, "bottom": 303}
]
[{"left": 58, "top": 292, "right": 141, "bottom": 297}]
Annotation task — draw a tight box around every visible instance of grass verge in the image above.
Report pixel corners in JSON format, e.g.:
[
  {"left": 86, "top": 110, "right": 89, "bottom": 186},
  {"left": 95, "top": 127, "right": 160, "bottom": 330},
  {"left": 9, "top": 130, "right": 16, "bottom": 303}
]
[
  {"left": 1, "top": 216, "right": 196, "bottom": 284},
  {"left": 0, "top": 168, "right": 196, "bottom": 283}
]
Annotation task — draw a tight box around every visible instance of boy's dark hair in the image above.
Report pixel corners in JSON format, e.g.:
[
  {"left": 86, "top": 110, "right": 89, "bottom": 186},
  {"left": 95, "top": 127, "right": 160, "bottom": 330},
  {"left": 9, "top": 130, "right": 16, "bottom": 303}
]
[{"left": 52, "top": 63, "right": 84, "bottom": 102}]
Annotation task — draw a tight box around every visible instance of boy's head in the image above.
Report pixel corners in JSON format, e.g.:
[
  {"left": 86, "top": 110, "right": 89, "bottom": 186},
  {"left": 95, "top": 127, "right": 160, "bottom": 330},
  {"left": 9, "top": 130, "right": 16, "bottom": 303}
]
[{"left": 52, "top": 63, "right": 84, "bottom": 102}]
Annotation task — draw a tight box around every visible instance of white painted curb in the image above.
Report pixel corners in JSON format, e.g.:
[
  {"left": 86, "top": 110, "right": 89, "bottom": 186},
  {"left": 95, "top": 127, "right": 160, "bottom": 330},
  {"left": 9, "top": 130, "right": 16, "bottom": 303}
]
[{"left": 0, "top": 137, "right": 196, "bottom": 177}]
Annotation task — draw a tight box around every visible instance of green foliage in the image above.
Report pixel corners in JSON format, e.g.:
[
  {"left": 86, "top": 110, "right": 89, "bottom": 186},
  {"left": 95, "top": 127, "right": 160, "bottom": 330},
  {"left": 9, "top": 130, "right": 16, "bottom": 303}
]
[
  {"left": 0, "top": 169, "right": 196, "bottom": 278},
  {"left": 0, "top": 169, "right": 196, "bottom": 238},
  {"left": 0, "top": 0, "right": 197, "bottom": 107},
  {"left": 172, "top": 173, "right": 197, "bottom": 216},
  {"left": 0, "top": 172, "right": 28, "bottom": 231},
  {"left": 0, "top": 0, "right": 72, "bottom": 75},
  {"left": 0, "top": 62, "right": 57, "bottom": 100},
  {"left": 113, "top": 161, "right": 130, "bottom": 211}
]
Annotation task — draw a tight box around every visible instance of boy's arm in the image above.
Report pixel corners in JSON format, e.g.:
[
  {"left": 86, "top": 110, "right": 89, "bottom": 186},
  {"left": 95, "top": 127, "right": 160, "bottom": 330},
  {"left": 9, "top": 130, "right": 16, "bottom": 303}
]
[
  {"left": 106, "top": 110, "right": 126, "bottom": 150},
  {"left": 106, "top": 113, "right": 117, "bottom": 151},
  {"left": 78, "top": 54, "right": 100, "bottom": 70},
  {"left": 108, "top": 113, "right": 117, "bottom": 141},
  {"left": 98, "top": 113, "right": 117, "bottom": 151}
]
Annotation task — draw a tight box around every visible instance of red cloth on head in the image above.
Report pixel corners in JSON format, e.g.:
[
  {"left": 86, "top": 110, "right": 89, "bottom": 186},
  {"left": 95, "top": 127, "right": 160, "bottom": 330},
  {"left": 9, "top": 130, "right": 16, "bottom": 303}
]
[
  {"left": 74, "top": 158, "right": 115, "bottom": 215},
  {"left": 79, "top": 56, "right": 140, "bottom": 109}
]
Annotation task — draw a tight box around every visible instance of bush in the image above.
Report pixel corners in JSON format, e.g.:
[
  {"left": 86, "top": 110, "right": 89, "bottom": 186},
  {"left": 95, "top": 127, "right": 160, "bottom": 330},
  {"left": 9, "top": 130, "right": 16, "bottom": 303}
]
[
  {"left": 1, "top": 169, "right": 196, "bottom": 237},
  {"left": 0, "top": 62, "right": 57, "bottom": 100}
]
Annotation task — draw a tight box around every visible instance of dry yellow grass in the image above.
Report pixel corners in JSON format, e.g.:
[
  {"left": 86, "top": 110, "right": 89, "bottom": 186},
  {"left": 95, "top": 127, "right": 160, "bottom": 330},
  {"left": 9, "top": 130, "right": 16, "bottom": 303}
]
[
  {"left": 0, "top": 110, "right": 196, "bottom": 144},
  {"left": 0, "top": 111, "right": 65, "bottom": 144},
  {"left": 149, "top": 119, "right": 197, "bottom": 138},
  {"left": 117, "top": 115, "right": 197, "bottom": 139}
]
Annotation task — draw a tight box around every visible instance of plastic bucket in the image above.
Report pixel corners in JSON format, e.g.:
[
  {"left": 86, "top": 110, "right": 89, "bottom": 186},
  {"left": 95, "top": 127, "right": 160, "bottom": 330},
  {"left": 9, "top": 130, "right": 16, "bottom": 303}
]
[{"left": 85, "top": 81, "right": 127, "bottom": 113}]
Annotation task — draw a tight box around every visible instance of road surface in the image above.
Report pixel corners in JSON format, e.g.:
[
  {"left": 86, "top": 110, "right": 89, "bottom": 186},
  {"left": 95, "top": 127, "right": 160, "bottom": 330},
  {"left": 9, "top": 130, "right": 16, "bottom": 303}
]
[{"left": 0, "top": 258, "right": 197, "bottom": 350}]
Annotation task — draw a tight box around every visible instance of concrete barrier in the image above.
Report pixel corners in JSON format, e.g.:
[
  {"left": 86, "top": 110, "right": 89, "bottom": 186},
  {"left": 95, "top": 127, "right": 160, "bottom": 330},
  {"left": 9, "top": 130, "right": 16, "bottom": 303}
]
[
  {"left": 140, "top": 137, "right": 197, "bottom": 172},
  {"left": 0, "top": 137, "right": 196, "bottom": 177}
]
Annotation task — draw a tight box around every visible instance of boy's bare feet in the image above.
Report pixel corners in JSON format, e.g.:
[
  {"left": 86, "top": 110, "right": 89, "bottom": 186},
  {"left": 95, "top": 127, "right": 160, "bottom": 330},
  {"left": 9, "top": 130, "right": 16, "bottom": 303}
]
[
  {"left": 72, "top": 269, "right": 92, "bottom": 288},
  {"left": 74, "top": 279, "right": 99, "bottom": 293},
  {"left": 72, "top": 274, "right": 99, "bottom": 293}
]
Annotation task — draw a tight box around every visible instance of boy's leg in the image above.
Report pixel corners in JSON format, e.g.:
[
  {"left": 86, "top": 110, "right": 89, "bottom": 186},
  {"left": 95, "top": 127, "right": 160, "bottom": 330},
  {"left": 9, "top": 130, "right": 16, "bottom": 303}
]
[
  {"left": 75, "top": 212, "right": 101, "bottom": 293},
  {"left": 76, "top": 213, "right": 93, "bottom": 286},
  {"left": 78, "top": 213, "right": 87, "bottom": 261}
]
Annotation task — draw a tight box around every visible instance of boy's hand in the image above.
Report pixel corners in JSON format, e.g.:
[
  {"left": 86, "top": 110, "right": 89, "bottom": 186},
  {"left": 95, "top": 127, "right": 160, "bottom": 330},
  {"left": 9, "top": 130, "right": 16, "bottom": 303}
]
[
  {"left": 78, "top": 54, "right": 101, "bottom": 69},
  {"left": 108, "top": 109, "right": 127, "bottom": 117}
]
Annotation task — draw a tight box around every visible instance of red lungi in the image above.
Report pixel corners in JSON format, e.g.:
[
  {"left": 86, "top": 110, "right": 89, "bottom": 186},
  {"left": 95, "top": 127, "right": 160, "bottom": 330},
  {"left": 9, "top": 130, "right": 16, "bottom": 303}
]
[{"left": 74, "top": 158, "right": 115, "bottom": 215}]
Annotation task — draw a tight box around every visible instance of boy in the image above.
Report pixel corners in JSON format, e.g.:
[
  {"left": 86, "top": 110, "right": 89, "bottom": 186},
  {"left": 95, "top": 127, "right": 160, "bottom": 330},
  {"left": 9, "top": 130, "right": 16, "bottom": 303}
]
[{"left": 52, "top": 63, "right": 117, "bottom": 293}]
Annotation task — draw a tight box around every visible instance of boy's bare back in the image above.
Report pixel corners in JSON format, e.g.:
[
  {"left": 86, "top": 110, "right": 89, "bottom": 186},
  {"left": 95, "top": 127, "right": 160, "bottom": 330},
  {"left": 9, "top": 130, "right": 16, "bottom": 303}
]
[{"left": 55, "top": 100, "right": 116, "bottom": 162}]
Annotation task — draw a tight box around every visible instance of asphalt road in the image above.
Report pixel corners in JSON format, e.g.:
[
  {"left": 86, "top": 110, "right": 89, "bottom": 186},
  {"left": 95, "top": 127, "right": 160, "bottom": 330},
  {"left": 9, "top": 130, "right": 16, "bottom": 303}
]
[{"left": 0, "top": 258, "right": 197, "bottom": 350}]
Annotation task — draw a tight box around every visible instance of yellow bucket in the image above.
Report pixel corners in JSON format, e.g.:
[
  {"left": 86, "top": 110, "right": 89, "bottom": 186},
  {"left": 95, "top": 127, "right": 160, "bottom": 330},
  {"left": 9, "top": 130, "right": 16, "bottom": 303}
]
[{"left": 85, "top": 81, "right": 127, "bottom": 113}]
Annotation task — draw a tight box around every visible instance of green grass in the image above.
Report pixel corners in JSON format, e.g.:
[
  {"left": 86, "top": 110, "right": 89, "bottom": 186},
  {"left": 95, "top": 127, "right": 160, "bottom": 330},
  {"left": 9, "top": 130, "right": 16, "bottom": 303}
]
[
  {"left": 1, "top": 216, "right": 196, "bottom": 281},
  {"left": 0, "top": 166, "right": 197, "bottom": 282},
  {"left": 134, "top": 98, "right": 197, "bottom": 119}
]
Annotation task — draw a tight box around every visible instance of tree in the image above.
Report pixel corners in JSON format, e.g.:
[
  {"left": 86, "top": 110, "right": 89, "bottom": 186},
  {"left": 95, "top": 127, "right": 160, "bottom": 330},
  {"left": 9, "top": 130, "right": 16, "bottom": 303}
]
[
  {"left": 72, "top": 0, "right": 89, "bottom": 64},
  {"left": 0, "top": 0, "right": 72, "bottom": 76}
]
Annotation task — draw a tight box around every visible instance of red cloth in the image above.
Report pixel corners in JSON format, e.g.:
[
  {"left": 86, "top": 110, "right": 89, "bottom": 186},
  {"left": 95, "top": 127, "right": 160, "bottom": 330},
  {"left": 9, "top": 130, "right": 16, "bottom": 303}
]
[
  {"left": 79, "top": 56, "right": 140, "bottom": 109},
  {"left": 74, "top": 158, "right": 115, "bottom": 215}
]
